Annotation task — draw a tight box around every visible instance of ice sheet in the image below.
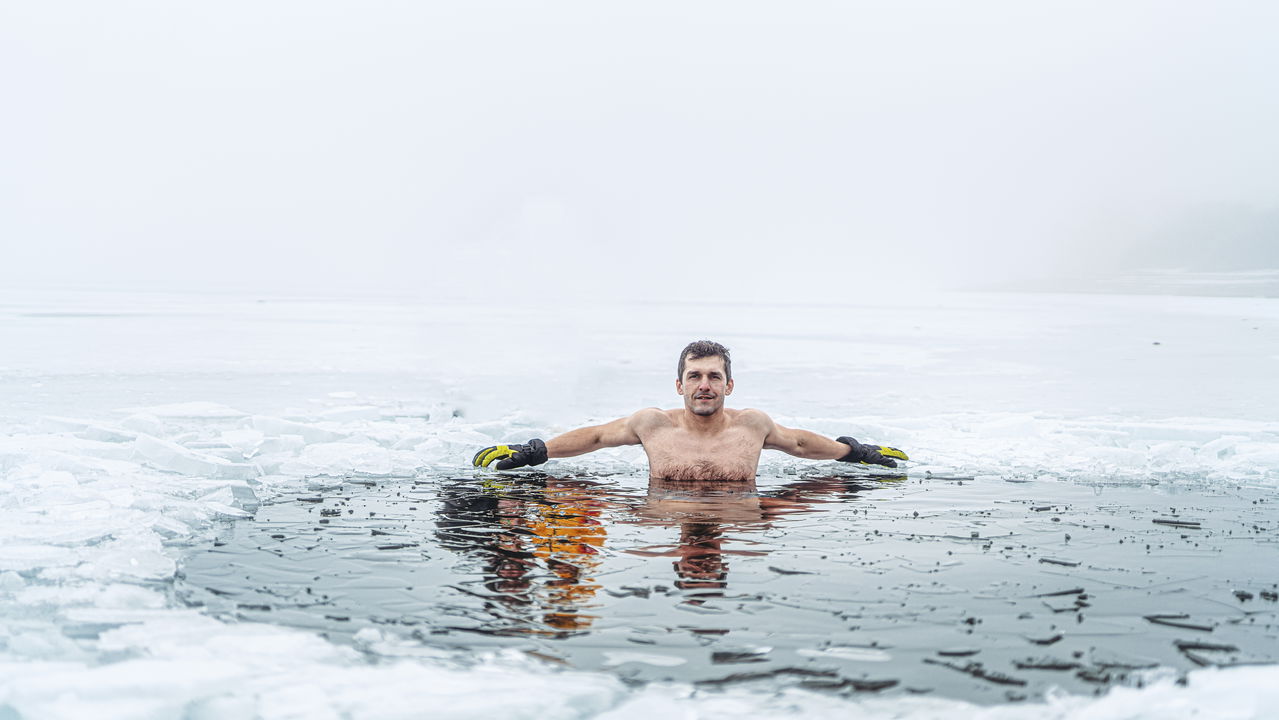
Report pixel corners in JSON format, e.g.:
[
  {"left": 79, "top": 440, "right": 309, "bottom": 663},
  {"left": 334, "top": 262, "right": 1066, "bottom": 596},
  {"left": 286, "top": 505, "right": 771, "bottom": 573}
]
[{"left": 1, "top": 287, "right": 1275, "bottom": 718}]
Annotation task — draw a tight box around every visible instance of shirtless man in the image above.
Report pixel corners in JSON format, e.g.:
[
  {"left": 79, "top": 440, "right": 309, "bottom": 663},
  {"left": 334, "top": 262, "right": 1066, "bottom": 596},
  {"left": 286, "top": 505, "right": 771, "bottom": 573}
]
[{"left": 472, "top": 340, "right": 908, "bottom": 481}]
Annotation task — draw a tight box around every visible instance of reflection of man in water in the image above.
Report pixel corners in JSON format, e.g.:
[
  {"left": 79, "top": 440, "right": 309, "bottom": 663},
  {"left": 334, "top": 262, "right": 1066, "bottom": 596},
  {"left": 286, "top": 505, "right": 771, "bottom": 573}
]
[
  {"left": 474, "top": 340, "right": 908, "bottom": 481},
  {"left": 435, "top": 479, "right": 607, "bottom": 636},
  {"left": 633, "top": 476, "right": 892, "bottom": 603},
  {"left": 636, "top": 477, "right": 851, "bottom": 601},
  {"left": 671, "top": 522, "right": 728, "bottom": 594},
  {"left": 437, "top": 474, "right": 893, "bottom": 631}
]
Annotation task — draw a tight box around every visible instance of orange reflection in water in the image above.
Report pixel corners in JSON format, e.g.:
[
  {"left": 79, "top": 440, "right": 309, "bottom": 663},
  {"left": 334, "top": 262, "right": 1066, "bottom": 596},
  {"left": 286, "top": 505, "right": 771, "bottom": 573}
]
[{"left": 466, "top": 480, "right": 610, "bottom": 635}]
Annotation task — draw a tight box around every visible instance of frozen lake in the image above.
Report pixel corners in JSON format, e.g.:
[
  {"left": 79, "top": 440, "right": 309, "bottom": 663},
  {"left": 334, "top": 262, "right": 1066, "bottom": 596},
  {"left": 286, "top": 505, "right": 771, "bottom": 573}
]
[{"left": 2, "top": 285, "right": 1277, "bottom": 718}]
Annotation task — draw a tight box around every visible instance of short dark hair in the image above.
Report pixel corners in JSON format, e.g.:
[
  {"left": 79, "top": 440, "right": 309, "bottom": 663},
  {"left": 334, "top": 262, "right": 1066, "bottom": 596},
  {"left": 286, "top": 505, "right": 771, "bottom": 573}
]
[{"left": 677, "top": 340, "right": 732, "bottom": 382}]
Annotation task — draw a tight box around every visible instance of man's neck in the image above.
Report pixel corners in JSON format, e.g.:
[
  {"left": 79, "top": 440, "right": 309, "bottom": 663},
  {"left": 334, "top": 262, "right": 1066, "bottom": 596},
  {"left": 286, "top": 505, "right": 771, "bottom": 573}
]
[{"left": 680, "top": 408, "right": 729, "bottom": 433}]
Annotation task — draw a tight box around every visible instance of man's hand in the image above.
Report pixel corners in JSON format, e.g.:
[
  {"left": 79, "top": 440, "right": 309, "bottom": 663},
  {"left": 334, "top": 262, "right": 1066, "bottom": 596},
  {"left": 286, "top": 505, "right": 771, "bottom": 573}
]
[
  {"left": 472, "top": 439, "right": 549, "bottom": 470},
  {"left": 835, "top": 436, "right": 909, "bottom": 468}
]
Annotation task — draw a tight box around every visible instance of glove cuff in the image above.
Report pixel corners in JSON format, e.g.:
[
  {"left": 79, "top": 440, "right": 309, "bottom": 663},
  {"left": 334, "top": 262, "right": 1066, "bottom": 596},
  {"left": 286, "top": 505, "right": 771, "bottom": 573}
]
[
  {"left": 834, "top": 436, "right": 867, "bottom": 463},
  {"left": 525, "top": 438, "right": 549, "bottom": 466}
]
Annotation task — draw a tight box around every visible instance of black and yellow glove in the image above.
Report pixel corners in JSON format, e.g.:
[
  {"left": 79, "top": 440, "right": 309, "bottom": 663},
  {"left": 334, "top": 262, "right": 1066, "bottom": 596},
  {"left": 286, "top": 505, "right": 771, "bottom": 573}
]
[
  {"left": 472, "top": 438, "right": 549, "bottom": 470},
  {"left": 835, "top": 436, "right": 909, "bottom": 468}
]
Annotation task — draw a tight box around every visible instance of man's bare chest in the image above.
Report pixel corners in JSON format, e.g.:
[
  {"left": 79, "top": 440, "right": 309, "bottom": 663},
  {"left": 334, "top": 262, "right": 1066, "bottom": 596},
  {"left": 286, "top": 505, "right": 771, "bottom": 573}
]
[{"left": 639, "top": 425, "right": 765, "bottom": 480}]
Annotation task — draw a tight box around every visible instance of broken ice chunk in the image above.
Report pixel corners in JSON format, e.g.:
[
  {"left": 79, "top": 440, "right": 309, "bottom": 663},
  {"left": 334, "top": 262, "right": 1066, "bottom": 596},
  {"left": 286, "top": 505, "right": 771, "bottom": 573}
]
[
  {"left": 133, "top": 435, "right": 259, "bottom": 480},
  {"left": 251, "top": 416, "right": 346, "bottom": 443}
]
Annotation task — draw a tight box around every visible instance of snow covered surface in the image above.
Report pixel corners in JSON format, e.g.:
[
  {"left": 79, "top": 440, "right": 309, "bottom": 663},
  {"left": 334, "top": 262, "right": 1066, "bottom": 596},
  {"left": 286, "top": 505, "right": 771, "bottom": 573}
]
[{"left": 2, "top": 286, "right": 1276, "bottom": 718}]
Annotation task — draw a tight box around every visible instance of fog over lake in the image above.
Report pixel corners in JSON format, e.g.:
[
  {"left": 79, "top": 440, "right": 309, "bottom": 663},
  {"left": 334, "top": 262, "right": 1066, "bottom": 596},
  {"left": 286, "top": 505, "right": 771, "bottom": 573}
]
[{"left": 3, "top": 1, "right": 1277, "bottom": 301}]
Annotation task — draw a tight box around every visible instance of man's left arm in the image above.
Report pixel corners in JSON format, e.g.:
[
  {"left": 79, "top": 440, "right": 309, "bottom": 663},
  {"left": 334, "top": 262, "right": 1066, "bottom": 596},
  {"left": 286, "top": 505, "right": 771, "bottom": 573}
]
[{"left": 755, "top": 412, "right": 909, "bottom": 468}]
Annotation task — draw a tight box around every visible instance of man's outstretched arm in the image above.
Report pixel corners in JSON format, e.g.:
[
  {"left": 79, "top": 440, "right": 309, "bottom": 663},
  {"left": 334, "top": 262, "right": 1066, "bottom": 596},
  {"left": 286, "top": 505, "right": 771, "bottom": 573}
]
[
  {"left": 755, "top": 411, "right": 909, "bottom": 468},
  {"left": 473, "top": 410, "right": 650, "bottom": 470},
  {"left": 545, "top": 415, "right": 642, "bottom": 458}
]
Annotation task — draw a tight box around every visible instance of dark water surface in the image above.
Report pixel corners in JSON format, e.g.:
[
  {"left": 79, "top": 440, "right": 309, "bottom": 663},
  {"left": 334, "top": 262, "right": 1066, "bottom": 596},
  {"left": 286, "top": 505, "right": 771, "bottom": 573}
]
[{"left": 177, "top": 473, "right": 1279, "bottom": 704}]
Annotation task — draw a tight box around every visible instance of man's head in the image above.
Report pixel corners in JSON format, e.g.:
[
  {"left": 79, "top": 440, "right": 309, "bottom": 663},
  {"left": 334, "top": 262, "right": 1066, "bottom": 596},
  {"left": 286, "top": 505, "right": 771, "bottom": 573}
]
[{"left": 676, "top": 340, "right": 733, "bottom": 417}]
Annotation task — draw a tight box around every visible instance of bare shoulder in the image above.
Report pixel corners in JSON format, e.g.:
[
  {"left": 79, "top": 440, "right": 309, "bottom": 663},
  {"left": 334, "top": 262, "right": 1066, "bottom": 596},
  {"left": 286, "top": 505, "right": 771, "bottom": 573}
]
[
  {"left": 630, "top": 407, "right": 673, "bottom": 430},
  {"left": 731, "top": 408, "right": 776, "bottom": 431}
]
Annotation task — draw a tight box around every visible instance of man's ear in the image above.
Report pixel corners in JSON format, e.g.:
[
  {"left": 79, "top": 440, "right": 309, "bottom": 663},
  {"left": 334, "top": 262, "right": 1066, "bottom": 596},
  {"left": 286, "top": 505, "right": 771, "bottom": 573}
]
[
  {"left": 675, "top": 379, "right": 684, "bottom": 395},
  {"left": 725, "top": 379, "right": 734, "bottom": 395}
]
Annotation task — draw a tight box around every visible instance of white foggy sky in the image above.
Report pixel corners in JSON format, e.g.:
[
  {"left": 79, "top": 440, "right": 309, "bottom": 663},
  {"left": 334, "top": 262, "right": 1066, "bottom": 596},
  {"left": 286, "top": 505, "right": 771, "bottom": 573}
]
[{"left": 2, "top": 1, "right": 1277, "bottom": 301}]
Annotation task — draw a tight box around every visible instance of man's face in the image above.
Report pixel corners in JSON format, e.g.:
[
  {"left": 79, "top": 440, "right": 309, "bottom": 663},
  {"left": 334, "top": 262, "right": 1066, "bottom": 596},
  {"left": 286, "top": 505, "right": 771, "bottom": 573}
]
[{"left": 676, "top": 355, "right": 733, "bottom": 417}]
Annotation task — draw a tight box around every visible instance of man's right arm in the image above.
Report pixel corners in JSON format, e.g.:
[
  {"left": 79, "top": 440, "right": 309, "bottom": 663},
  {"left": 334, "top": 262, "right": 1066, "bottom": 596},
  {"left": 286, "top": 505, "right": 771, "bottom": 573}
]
[
  {"left": 473, "top": 409, "right": 657, "bottom": 469},
  {"left": 546, "top": 412, "right": 645, "bottom": 458}
]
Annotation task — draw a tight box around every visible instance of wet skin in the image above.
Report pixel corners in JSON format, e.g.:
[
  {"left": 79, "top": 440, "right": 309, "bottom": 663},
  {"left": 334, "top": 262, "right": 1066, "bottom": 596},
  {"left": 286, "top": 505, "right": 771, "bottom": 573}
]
[{"left": 543, "top": 355, "right": 856, "bottom": 481}]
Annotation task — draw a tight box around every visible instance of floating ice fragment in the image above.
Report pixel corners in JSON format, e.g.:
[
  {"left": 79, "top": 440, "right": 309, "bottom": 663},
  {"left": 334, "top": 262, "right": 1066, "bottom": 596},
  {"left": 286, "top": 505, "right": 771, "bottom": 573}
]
[
  {"left": 133, "top": 434, "right": 259, "bottom": 480},
  {"left": 251, "top": 416, "right": 346, "bottom": 443},
  {"left": 412, "top": 429, "right": 500, "bottom": 464},
  {"left": 200, "top": 485, "right": 252, "bottom": 512},
  {"left": 218, "top": 428, "right": 265, "bottom": 453},
  {"left": 391, "top": 434, "right": 431, "bottom": 451},
  {"left": 119, "top": 413, "right": 167, "bottom": 435},
  {"left": 1236, "top": 445, "right": 1279, "bottom": 468},
  {"left": 285, "top": 442, "right": 395, "bottom": 476},
  {"left": 0, "top": 544, "right": 78, "bottom": 572},
  {"left": 37, "top": 416, "right": 136, "bottom": 443},
  {"left": 147, "top": 515, "right": 192, "bottom": 539},
  {"left": 1149, "top": 442, "right": 1196, "bottom": 467},
  {"left": 204, "top": 502, "right": 250, "bottom": 518},
  {"left": 75, "top": 536, "right": 175, "bottom": 581},
  {"left": 3, "top": 512, "right": 116, "bottom": 546},
  {"left": 229, "top": 484, "right": 260, "bottom": 512},
  {"left": 1198, "top": 436, "right": 1243, "bottom": 460},
  {"left": 798, "top": 646, "right": 893, "bottom": 662},
  {"left": 257, "top": 434, "right": 306, "bottom": 455},
  {"left": 602, "top": 651, "right": 687, "bottom": 667}
]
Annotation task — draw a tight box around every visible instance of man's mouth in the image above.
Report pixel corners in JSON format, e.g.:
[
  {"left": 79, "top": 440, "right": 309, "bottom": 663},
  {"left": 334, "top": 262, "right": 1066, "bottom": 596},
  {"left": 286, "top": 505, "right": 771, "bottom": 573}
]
[{"left": 695, "top": 394, "right": 714, "bottom": 400}]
